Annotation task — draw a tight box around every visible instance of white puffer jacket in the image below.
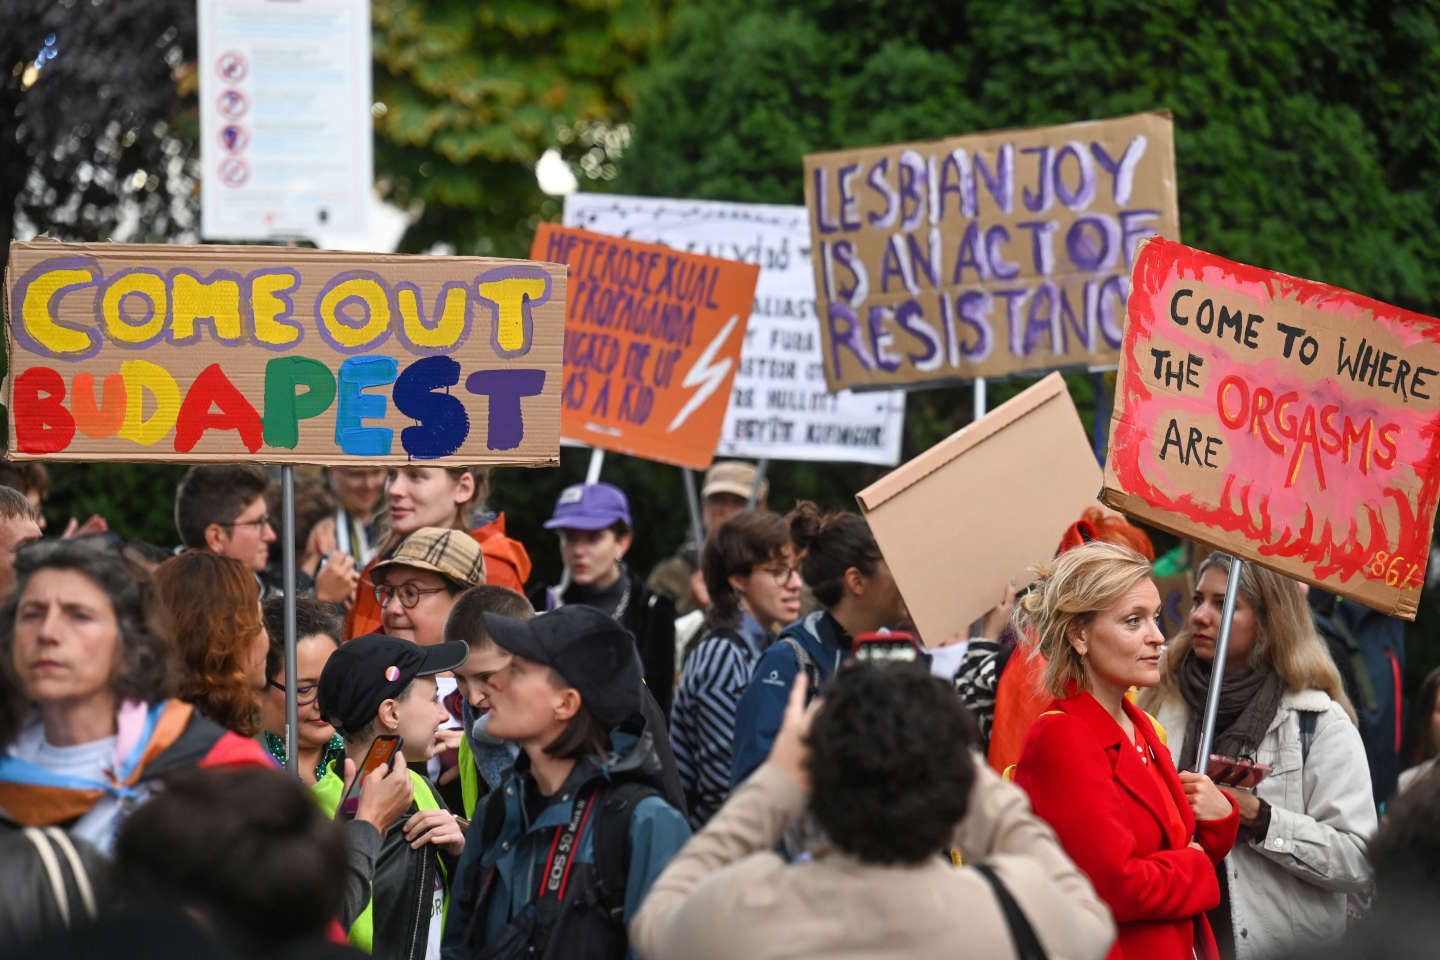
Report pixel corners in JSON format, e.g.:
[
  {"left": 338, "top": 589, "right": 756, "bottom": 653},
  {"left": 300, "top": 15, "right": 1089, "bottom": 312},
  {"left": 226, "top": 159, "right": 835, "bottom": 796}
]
[{"left": 1153, "top": 689, "right": 1376, "bottom": 960}]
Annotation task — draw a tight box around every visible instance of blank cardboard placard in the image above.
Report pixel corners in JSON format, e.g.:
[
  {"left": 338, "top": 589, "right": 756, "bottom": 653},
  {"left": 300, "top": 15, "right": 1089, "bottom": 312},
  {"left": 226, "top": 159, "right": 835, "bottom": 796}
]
[
  {"left": 531, "top": 223, "right": 760, "bottom": 470},
  {"left": 857, "top": 372, "right": 1102, "bottom": 646},
  {"left": 4, "top": 239, "right": 564, "bottom": 465},
  {"left": 803, "top": 111, "right": 1179, "bottom": 392},
  {"left": 1102, "top": 237, "right": 1440, "bottom": 619}
]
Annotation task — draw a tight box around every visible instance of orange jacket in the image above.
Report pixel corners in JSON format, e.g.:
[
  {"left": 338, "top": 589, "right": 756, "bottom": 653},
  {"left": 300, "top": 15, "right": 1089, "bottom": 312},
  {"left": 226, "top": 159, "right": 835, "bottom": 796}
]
[
  {"left": 343, "top": 514, "right": 532, "bottom": 641},
  {"left": 987, "top": 651, "right": 1051, "bottom": 774}
]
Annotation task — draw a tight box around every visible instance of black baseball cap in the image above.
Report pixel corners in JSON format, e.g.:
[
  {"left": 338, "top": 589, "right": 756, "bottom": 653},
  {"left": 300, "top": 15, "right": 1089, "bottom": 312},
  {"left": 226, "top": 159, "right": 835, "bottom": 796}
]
[
  {"left": 482, "top": 606, "right": 642, "bottom": 728},
  {"left": 318, "top": 634, "right": 468, "bottom": 737}
]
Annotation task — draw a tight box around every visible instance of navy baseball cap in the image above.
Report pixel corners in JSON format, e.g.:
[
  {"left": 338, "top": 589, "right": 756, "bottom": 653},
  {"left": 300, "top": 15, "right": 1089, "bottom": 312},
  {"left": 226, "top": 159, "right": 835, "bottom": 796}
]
[
  {"left": 481, "top": 606, "right": 642, "bottom": 728},
  {"left": 543, "top": 482, "right": 631, "bottom": 531},
  {"left": 318, "top": 634, "right": 467, "bottom": 737}
]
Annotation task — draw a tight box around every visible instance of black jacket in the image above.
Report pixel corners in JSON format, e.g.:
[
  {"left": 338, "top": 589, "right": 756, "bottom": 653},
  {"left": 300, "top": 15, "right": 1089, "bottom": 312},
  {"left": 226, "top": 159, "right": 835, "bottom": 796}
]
[
  {"left": 316, "top": 766, "right": 455, "bottom": 960},
  {"left": 0, "top": 821, "right": 107, "bottom": 946}
]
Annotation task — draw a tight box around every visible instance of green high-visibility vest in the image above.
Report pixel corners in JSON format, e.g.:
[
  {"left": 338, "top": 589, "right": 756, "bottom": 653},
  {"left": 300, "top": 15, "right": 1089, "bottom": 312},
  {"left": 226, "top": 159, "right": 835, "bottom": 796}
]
[
  {"left": 458, "top": 735, "right": 481, "bottom": 820},
  {"left": 313, "top": 762, "right": 448, "bottom": 954}
]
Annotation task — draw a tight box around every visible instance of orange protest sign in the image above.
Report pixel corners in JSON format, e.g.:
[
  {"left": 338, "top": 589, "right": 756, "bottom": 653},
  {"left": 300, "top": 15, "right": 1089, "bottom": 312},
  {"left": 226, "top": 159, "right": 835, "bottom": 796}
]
[
  {"left": 531, "top": 224, "right": 759, "bottom": 470},
  {"left": 1103, "top": 237, "right": 1440, "bottom": 619}
]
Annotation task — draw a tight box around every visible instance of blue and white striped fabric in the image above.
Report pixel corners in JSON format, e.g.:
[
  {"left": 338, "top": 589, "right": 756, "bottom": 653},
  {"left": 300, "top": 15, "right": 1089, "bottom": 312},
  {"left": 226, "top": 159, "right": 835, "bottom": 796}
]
[{"left": 671, "top": 612, "right": 769, "bottom": 829}]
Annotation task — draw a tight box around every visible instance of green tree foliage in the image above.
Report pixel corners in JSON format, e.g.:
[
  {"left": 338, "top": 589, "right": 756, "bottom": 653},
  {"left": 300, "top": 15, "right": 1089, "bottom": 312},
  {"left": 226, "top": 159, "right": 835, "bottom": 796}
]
[
  {"left": 606, "top": 0, "right": 1440, "bottom": 671},
  {"left": 373, "top": 0, "right": 670, "bottom": 256}
]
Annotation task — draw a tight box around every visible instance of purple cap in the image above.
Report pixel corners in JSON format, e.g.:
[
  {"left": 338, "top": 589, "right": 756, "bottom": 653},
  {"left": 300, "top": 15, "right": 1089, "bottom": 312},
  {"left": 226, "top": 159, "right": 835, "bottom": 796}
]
[{"left": 543, "top": 482, "right": 632, "bottom": 531}]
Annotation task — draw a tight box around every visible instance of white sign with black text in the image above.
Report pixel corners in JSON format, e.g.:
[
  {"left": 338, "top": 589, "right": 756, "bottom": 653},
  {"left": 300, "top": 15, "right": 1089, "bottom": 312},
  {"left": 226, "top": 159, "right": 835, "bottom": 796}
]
[{"left": 198, "top": 0, "right": 372, "bottom": 241}]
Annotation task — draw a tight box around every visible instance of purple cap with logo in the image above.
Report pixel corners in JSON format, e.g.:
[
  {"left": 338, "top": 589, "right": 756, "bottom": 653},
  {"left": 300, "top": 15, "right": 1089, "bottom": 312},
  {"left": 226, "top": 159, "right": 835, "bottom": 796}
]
[{"left": 543, "top": 482, "right": 632, "bottom": 531}]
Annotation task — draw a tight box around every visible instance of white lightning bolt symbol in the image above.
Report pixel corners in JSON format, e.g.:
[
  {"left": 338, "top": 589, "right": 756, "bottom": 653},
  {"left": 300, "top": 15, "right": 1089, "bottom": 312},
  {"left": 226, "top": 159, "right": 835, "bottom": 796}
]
[{"left": 667, "top": 313, "right": 739, "bottom": 432}]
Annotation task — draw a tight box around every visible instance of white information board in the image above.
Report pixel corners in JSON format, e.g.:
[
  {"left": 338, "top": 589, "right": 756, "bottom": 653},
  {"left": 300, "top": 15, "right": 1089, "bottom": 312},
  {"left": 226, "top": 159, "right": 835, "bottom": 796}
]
[
  {"left": 564, "top": 194, "right": 906, "bottom": 465},
  {"left": 198, "top": 0, "right": 372, "bottom": 241}
]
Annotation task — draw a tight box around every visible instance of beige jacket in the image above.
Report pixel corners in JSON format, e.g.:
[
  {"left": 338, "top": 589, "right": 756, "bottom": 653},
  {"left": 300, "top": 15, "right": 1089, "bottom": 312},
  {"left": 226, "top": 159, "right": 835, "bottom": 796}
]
[
  {"left": 630, "top": 760, "right": 1115, "bottom": 960},
  {"left": 1153, "top": 689, "right": 1375, "bottom": 959}
]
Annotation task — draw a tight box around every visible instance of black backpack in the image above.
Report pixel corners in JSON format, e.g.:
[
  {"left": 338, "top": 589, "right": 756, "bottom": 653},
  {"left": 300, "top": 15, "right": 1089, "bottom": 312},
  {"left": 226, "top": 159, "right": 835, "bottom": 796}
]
[{"left": 1310, "top": 591, "right": 1404, "bottom": 805}]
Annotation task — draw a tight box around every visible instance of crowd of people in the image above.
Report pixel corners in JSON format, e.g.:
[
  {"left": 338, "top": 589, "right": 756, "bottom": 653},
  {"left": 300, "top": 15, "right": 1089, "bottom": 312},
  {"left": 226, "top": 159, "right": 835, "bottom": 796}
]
[{"left": 0, "top": 459, "right": 1438, "bottom": 960}]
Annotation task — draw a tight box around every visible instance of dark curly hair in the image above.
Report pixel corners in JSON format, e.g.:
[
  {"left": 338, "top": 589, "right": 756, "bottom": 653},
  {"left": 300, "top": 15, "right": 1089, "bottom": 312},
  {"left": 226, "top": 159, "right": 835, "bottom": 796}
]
[
  {"left": 807, "top": 662, "right": 977, "bottom": 864},
  {"left": 155, "top": 551, "right": 263, "bottom": 736},
  {"left": 0, "top": 540, "right": 175, "bottom": 745}
]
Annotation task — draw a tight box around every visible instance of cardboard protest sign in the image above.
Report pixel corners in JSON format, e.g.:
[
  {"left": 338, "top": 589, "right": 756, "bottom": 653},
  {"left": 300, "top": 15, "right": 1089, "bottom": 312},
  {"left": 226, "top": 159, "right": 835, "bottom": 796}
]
[
  {"left": 804, "top": 111, "right": 1179, "bottom": 392},
  {"left": 4, "top": 240, "right": 563, "bottom": 465},
  {"left": 564, "top": 194, "right": 906, "bottom": 465},
  {"left": 532, "top": 223, "right": 759, "bottom": 470},
  {"left": 1102, "top": 237, "right": 1440, "bottom": 619},
  {"left": 856, "top": 372, "right": 1101, "bottom": 646}
]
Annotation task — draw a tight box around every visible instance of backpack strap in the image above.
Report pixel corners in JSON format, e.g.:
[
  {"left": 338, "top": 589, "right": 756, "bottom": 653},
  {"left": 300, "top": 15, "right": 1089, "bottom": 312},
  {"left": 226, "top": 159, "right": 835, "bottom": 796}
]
[
  {"left": 591, "top": 780, "right": 662, "bottom": 925},
  {"left": 779, "top": 636, "right": 820, "bottom": 701},
  {"left": 1320, "top": 597, "right": 1379, "bottom": 714},
  {"left": 23, "top": 827, "right": 97, "bottom": 929},
  {"left": 1299, "top": 710, "right": 1319, "bottom": 765},
  {"left": 974, "top": 862, "right": 1048, "bottom": 960}
]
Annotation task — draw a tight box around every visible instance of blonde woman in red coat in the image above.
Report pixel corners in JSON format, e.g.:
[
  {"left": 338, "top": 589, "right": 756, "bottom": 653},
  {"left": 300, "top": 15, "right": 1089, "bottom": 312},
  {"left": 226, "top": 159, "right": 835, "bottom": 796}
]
[{"left": 1013, "top": 542, "right": 1239, "bottom": 960}]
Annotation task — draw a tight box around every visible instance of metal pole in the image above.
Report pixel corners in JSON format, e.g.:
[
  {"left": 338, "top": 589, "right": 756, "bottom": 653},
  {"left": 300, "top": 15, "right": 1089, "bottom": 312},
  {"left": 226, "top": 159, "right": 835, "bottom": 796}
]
[
  {"left": 682, "top": 467, "right": 705, "bottom": 549},
  {"left": 974, "top": 376, "right": 987, "bottom": 421},
  {"left": 1194, "top": 556, "right": 1244, "bottom": 770},
  {"left": 747, "top": 459, "right": 769, "bottom": 510},
  {"left": 281, "top": 465, "right": 299, "bottom": 776},
  {"left": 585, "top": 447, "right": 605, "bottom": 485}
]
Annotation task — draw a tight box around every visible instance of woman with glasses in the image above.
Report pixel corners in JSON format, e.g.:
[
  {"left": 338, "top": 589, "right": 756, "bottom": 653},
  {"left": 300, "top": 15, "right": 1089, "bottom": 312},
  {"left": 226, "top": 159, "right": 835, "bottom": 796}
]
[
  {"left": 0, "top": 541, "right": 271, "bottom": 854},
  {"left": 671, "top": 511, "right": 800, "bottom": 827},
  {"left": 345, "top": 467, "right": 531, "bottom": 640},
  {"left": 258, "top": 597, "right": 345, "bottom": 784},
  {"left": 155, "top": 551, "right": 269, "bottom": 737}
]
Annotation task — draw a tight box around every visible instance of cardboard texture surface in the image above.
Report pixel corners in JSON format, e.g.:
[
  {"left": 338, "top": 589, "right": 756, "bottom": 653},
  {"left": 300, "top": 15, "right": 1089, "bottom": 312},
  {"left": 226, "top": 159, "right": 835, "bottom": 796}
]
[
  {"left": 4, "top": 240, "right": 564, "bottom": 465},
  {"left": 563, "top": 193, "right": 907, "bottom": 465},
  {"left": 532, "top": 223, "right": 760, "bottom": 470},
  {"left": 803, "top": 111, "right": 1179, "bottom": 392},
  {"left": 857, "top": 372, "right": 1102, "bottom": 646},
  {"left": 1102, "top": 237, "right": 1440, "bottom": 620}
]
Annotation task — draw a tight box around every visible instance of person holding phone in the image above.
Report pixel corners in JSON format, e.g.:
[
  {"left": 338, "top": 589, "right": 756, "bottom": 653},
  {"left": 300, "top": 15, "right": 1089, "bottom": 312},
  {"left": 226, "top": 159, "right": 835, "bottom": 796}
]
[
  {"left": 1012, "top": 542, "right": 1238, "bottom": 960},
  {"left": 315, "top": 634, "right": 469, "bottom": 959},
  {"left": 1140, "top": 552, "right": 1375, "bottom": 959}
]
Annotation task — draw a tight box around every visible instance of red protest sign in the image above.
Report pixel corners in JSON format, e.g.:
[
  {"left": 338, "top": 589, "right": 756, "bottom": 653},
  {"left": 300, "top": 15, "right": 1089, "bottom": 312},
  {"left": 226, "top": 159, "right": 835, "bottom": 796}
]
[
  {"left": 1103, "top": 237, "right": 1440, "bottom": 618},
  {"left": 532, "top": 224, "right": 758, "bottom": 470}
]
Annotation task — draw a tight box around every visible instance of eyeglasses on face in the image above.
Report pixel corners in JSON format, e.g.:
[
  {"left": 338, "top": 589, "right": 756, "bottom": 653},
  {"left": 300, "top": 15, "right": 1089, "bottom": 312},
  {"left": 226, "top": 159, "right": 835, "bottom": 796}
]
[
  {"left": 267, "top": 679, "right": 319, "bottom": 705},
  {"left": 759, "top": 563, "right": 802, "bottom": 585},
  {"left": 219, "top": 514, "right": 272, "bottom": 530},
  {"left": 374, "top": 582, "right": 448, "bottom": 609}
]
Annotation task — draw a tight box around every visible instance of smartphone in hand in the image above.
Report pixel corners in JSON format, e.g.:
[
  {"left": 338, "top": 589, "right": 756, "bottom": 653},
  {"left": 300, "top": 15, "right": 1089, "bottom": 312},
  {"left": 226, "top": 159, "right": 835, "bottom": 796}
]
[
  {"left": 339, "top": 734, "right": 403, "bottom": 818},
  {"left": 1206, "top": 754, "right": 1270, "bottom": 790}
]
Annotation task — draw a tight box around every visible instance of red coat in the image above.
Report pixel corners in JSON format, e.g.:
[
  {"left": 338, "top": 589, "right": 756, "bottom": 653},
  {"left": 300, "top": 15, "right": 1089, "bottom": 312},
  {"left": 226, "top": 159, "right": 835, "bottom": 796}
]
[{"left": 1013, "top": 690, "right": 1238, "bottom": 960}]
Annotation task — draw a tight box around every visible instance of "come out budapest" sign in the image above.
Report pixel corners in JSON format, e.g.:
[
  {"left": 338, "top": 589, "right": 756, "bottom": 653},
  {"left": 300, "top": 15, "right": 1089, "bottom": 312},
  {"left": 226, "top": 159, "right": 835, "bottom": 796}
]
[{"left": 4, "top": 240, "right": 564, "bottom": 465}]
